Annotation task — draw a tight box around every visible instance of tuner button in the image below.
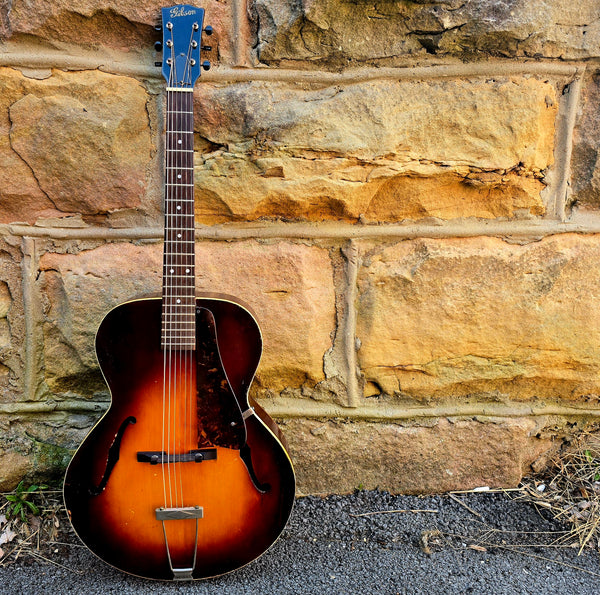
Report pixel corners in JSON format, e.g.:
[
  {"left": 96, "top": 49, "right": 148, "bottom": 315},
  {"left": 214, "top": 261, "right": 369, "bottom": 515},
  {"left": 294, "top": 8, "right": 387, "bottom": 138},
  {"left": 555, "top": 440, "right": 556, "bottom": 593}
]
[
  {"left": 202, "top": 60, "right": 211, "bottom": 71},
  {"left": 154, "top": 61, "right": 162, "bottom": 67},
  {"left": 154, "top": 41, "right": 162, "bottom": 52},
  {"left": 202, "top": 45, "right": 212, "bottom": 52},
  {"left": 154, "top": 24, "right": 162, "bottom": 32},
  {"left": 203, "top": 25, "right": 213, "bottom": 36}
]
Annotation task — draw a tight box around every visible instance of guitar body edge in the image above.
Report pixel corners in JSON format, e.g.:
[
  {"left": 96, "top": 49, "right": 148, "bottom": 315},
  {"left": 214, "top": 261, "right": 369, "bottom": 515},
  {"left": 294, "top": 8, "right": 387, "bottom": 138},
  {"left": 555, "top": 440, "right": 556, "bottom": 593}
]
[{"left": 63, "top": 296, "right": 295, "bottom": 581}]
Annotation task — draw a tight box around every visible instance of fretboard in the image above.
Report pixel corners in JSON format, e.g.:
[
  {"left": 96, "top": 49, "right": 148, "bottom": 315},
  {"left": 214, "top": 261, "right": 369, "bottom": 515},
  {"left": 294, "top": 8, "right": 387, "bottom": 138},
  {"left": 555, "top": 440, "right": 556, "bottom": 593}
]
[{"left": 161, "top": 89, "right": 196, "bottom": 350}]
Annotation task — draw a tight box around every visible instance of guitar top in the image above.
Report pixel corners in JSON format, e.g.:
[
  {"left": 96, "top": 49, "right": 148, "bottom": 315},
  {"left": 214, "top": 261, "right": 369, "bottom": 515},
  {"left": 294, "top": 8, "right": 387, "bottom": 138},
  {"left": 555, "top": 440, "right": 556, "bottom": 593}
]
[{"left": 63, "top": 5, "right": 295, "bottom": 581}]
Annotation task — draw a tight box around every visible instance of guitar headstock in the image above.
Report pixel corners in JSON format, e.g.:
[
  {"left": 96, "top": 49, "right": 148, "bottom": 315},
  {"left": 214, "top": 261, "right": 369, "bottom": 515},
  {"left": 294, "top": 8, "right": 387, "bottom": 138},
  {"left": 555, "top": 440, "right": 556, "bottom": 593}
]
[{"left": 160, "top": 4, "right": 212, "bottom": 89}]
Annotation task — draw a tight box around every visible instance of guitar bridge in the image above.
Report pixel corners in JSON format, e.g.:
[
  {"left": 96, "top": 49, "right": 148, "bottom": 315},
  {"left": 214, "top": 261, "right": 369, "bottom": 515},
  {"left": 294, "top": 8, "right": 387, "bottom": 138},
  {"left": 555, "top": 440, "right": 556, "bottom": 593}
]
[{"left": 137, "top": 448, "right": 217, "bottom": 464}]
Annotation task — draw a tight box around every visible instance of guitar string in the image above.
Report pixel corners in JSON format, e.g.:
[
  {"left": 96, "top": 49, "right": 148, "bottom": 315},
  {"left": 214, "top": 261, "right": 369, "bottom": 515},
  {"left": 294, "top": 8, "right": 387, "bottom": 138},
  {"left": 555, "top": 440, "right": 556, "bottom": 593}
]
[
  {"left": 165, "top": 34, "right": 177, "bottom": 510},
  {"left": 183, "top": 26, "right": 196, "bottom": 512},
  {"left": 174, "top": 84, "right": 181, "bottom": 510},
  {"left": 177, "top": 86, "right": 185, "bottom": 510},
  {"left": 173, "top": 78, "right": 183, "bottom": 510},
  {"left": 161, "top": 73, "right": 170, "bottom": 510}
]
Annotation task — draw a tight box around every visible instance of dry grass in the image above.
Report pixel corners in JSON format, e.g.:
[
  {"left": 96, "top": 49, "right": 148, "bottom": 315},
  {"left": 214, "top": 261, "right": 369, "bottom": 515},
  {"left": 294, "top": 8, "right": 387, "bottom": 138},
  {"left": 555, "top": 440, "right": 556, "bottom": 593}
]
[
  {"left": 0, "top": 489, "right": 76, "bottom": 569},
  {"left": 517, "top": 432, "right": 600, "bottom": 554}
]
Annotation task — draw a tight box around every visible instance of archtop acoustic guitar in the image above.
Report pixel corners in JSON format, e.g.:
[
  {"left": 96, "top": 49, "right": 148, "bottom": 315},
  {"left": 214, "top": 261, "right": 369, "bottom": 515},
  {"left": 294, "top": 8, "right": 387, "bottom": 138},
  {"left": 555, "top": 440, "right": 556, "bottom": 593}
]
[{"left": 63, "top": 4, "right": 295, "bottom": 580}]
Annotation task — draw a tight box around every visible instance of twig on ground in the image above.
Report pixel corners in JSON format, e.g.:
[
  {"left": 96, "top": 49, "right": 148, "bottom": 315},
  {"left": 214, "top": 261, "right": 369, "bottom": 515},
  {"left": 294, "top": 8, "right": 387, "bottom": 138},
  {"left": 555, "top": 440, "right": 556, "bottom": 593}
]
[
  {"left": 448, "top": 493, "right": 483, "bottom": 519},
  {"left": 349, "top": 509, "right": 438, "bottom": 518},
  {"left": 29, "top": 551, "right": 84, "bottom": 575}
]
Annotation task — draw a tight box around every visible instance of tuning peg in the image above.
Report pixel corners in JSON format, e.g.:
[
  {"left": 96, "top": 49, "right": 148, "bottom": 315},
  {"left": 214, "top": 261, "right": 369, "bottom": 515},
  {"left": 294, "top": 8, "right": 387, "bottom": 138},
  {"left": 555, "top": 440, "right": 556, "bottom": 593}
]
[
  {"left": 203, "top": 25, "right": 213, "bottom": 36},
  {"left": 202, "top": 45, "right": 212, "bottom": 52},
  {"left": 154, "top": 24, "right": 162, "bottom": 32},
  {"left": 154, "top": 61, "right": 162, "bottom": 67},
  {"left": 154, "top": 41, "right": 162, "bottom": 52},
  {"left": 202, "top": 60, "right": 211, "bottom": 71}
]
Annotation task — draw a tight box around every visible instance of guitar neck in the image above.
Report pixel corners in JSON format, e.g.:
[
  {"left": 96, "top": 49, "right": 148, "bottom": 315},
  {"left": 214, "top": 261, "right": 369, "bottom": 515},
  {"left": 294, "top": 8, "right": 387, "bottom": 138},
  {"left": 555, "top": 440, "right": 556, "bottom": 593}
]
[{"left": 161, "top": 89, "right": 196, "bottom": 350}]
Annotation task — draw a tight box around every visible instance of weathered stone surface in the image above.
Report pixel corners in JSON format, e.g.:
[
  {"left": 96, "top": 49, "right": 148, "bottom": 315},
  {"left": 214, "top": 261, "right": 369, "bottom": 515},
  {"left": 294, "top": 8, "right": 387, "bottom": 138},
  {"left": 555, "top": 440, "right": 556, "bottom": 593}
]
[
  {"left": 38, "top": 240, "right": 334, "bottom": 396},
  {"left": 253, "top": 0, "right": 600, "bottom": 66},
  {"left": 282, "top": 417, "right": 550, "bottom": 495},
  {"left": 357, "top": 234, "right": 600, "bottom": 401},
  {"left": 0, "top": 413, "right": 95, "bottom": 490},
  {"left": 0, "top": 238, "right": 24, "bottom": 401},
  {"left": 571, "top": 71, "right": 600, "bottom": 211},
  {"left": 0, "top": 1, "right": 232, "bottom": 60},
  {"left": 0, "top": 449, "right": 32, "bottom": 491},
  {"left": 194, "top": 78, "right": 555, "bottom": 223},
  {"left": 193, "top": 241, "right": 336, "bottom": 392},
  {"left": 0, "top": 68, "right": 151, "bottom": 224}
]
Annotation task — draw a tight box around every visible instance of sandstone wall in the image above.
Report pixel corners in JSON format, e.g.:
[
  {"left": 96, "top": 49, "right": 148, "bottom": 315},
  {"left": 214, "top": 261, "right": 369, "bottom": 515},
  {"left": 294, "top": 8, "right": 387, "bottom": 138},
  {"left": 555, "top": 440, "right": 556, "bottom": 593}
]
[{"left": 1, "top": 0, "right": 600, "bottom": 494}]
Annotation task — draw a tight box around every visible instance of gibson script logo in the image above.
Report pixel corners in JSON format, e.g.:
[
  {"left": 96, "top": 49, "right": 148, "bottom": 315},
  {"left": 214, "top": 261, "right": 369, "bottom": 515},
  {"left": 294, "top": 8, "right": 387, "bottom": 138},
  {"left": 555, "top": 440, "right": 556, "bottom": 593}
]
[{"left": 170, "top": 6, "right": 196, "bottom": 18}]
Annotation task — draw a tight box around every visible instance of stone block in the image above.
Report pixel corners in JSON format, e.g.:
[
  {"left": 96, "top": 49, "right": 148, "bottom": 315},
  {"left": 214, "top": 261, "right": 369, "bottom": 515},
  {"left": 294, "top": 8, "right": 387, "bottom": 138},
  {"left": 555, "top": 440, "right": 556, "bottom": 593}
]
[
  {"left": 357, "top": 234, "right": 600, "bottom": 401},
  {"left": 253, "top": 0, "right": 600, "bottom": 66},
  {"left": 571, "top": 71, "right": 600, "bottom": 211},
  {"left": 0, "top": 67, "right": 152, "bottom": 224},
  {"left": 0, "top": 237, "right": 24, "bottom": 402},
  {"left": 282, "top": 417, "right": 549, "bottom": 495},
  {"left": 37, "top": 240, "right": 335, "bottom": 396},
  {"left": 0, "top": 1, "right": 232, "bottom": 61},
  {"left": 0, "top": 450, "right": 32, "bottom": 491},
  {"left": 194, "top": 77, "right": 555, "bottom": 223},
  {"left": 0, "top": 412, "right": 97, "bottom": 490}
]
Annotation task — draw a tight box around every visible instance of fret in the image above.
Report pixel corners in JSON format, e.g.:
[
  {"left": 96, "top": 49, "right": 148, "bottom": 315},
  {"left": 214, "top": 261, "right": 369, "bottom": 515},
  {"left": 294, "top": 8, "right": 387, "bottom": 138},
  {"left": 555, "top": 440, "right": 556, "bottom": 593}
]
[
  {"left": 162, "top": 345, "right": 196, "bottom": 349},
  {"left": 166, "top": 183, "right": 194, "bottom": 187},
  {"left": 162, "top": 304, "right": 195, "bottom": 308},
  {"left": 163, "top": 275, "right": 195, "bottom": 279},
  {"left": 167, "top": 167, "right": 194, "bottom": 170},
  {"left": 166, "top": 110, "right": 194, "bottom": 114},
  {"left": 167, "top": 131, "right": 193, "bottom": 135}
]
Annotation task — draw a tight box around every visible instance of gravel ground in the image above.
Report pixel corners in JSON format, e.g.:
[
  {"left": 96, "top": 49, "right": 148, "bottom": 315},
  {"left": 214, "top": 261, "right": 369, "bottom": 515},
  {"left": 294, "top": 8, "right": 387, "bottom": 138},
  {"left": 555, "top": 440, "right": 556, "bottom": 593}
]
[{"left": 1, "top": 490, "right": 599, "bottom": 594}]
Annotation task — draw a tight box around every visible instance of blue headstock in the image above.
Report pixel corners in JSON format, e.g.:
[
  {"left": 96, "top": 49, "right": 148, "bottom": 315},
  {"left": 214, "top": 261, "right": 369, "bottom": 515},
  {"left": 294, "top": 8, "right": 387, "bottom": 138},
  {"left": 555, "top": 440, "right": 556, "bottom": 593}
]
[{"left": 160, "top": 5, "right": 211, "bottom": 88}]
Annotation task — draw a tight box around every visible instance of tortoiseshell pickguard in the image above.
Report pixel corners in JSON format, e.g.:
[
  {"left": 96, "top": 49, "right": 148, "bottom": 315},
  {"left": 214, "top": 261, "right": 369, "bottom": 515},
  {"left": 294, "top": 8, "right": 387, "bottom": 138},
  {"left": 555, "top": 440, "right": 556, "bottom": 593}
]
[{"left": 195, "top": 307, "right": 246, "bottom": 449}]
